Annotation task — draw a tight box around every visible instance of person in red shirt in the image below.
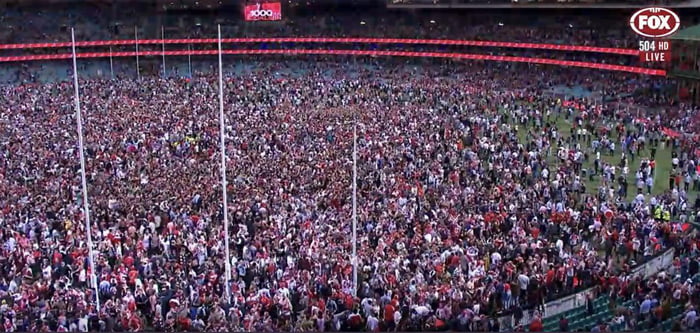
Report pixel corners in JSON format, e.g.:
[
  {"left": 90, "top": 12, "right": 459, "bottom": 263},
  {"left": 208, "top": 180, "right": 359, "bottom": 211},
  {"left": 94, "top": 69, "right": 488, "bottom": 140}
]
[
  {"left": 559, "top": 315, "right": 569, "bottom": 332},
  {"left": 529, "top": 317, "right": 543, "bottom": 332},
  {"left": 348, "top": 310, "right": 363, "bottom": 330},
  {"left": 384, "top": 302, "right": 396, "bottom": 331},
  {"left": 129, "top": 313, "right": 143, "bottom": 331}
]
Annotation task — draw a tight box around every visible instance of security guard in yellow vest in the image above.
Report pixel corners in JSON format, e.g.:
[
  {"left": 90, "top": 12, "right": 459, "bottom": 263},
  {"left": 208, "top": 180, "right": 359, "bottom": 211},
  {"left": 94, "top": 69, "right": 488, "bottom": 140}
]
[
  {"left": 654, "top": 206, "right": 662, "bottom": 221},
  {"left": 662, "top": 209, "right": 671, "bottom": 222}
]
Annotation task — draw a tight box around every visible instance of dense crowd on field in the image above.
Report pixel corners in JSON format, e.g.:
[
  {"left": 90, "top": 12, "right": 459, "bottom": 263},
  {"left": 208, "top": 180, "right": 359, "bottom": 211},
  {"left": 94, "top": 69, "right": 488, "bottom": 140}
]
[
  {"left": 0, "top": 57, "right": 698, "bottom": 333},
  {"left": 0, "top": 2, "right": 698, "bottom": 332}
]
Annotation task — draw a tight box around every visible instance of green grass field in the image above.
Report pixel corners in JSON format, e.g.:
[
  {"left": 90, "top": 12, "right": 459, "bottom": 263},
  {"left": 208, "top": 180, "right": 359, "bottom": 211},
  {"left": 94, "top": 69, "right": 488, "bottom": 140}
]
[{"left": 502, "top": 105, "right": 696, "bottom": 204}]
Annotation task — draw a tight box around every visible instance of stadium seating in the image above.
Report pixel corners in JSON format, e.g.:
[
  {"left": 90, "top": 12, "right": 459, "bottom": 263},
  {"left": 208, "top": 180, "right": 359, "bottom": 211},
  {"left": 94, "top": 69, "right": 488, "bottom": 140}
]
[
  {"left": 542, "top": 295, "right": 610, "bottom": 331},
  {"left": 541, "top": 272, "right": 700, "bottom": 332}
]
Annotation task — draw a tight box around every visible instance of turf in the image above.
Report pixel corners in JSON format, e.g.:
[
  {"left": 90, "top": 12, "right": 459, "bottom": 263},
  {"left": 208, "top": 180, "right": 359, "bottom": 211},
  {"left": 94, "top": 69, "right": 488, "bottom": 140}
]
[{"left": 502, "top": 104, "right": 696, "bottom": 203}]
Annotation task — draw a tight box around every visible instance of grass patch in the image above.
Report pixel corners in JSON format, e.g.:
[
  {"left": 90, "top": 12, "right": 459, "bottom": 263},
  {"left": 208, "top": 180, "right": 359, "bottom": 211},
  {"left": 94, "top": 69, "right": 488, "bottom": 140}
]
[{"left": 502, "top": 104, "right": 696, "bottom": 203}]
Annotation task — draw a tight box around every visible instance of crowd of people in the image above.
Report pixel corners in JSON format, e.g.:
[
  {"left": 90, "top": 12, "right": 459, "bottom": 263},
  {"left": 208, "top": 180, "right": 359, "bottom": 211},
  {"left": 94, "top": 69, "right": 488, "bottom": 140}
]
[
  {"left": 0, "top": 3, "right": 697, "bottom": 333},
  {"left": 560, "top": 259, "right": 700, "bottom": 332},
  {"left": 0, "top": 55, "right": 698, "bottom": 333}
]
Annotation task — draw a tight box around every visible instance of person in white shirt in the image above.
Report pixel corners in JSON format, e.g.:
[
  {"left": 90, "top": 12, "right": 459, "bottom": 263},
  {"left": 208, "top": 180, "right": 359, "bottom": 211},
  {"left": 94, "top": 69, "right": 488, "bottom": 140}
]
[
  {"left": 393, "top": 309, "right": 402, "bottom": 328},
  {"left": 361, "top": 298, "right": 374, "bottom": 317},
  {"left": 78, "top": 316, "right": 89, "bottom": 332},
  {"left": 412, "top": 304, "right": 431, "bottom": 318},
  {"left": 491, "top": 252, "right": 502, "bottom": 266},
  {"left": 518, "top": 273, "right": 529, "bottom": 296},
  {"left": 367, "top": 313, "right": 379, "bottom": 332},
  {"left": 684, "top": 307, "right": 697, "bottom": 328}
]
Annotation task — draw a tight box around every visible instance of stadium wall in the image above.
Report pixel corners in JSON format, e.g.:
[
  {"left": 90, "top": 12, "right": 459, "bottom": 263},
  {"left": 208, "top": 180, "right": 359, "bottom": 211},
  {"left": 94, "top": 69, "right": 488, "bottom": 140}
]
[{"left": 497, "top": 247, "right": 676, "bottom": 329}]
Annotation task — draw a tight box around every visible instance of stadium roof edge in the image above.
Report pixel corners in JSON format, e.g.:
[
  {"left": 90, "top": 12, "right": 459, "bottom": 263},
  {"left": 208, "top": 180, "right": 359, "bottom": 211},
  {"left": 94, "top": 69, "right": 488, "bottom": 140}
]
[
  {"left": 670, "top": 25, "right": 700, "bottom": 41},
  {"left": 387, "top": 0, "right": 700, "bottom": 9}
]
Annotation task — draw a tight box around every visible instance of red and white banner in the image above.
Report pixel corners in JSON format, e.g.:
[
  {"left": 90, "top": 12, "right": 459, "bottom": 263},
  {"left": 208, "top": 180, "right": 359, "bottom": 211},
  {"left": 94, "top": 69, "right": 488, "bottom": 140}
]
[{"left": 244, "top": 2, "right": 282, "bottom": 21}]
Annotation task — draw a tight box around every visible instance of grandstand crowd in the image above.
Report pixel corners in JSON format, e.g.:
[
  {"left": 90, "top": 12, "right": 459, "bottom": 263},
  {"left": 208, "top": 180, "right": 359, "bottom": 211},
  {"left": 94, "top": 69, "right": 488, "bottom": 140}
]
[
  {"left": 0, "top": 5, "right": 639, "bottom": 46},
  {"left": 0, "top": 3, "right": 699, "bottom": 333}
]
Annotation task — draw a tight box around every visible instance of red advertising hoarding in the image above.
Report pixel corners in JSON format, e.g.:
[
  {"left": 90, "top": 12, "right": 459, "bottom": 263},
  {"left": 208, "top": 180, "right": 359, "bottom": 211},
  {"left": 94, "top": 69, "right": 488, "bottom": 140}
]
[{"left": 244, "top": 2, "right": 282, "bottom": 21}]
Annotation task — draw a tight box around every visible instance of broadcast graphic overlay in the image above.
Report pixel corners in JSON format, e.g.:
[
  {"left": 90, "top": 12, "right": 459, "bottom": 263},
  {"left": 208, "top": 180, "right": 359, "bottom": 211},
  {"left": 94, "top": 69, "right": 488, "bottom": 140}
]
[{"left": 631, "top": 7, "right": 680, "bottom": 63}]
